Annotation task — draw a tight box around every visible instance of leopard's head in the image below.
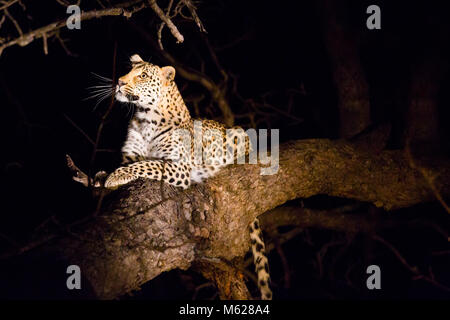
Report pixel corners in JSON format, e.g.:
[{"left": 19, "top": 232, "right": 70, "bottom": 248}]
[{"left": 115, "top": 54, "right": 176, "bottom": 106}]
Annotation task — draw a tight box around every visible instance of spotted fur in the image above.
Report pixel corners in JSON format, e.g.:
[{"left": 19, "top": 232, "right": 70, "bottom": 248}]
[
  {"left": 249, "top": 219, "right": 272, "bottom": 300},
  {"left": 104, "top": 54, "right": 272, "bottom": 300}
]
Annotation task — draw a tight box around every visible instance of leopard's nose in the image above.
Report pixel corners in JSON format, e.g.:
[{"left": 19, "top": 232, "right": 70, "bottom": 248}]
[{"left": 118, "top": 79, "right": 126, "bottom": 87}]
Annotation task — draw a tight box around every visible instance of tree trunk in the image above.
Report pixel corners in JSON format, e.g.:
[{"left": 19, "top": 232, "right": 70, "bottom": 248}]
[
  {"left": 317, "top": 0, "right": 371, "bottom": 138},
  {"left": 406, "top": 50, "right": 446, "bottom": 154}
]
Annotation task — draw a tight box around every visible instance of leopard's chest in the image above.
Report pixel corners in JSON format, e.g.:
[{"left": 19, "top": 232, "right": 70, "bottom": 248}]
[{"left": 146, "top": 127, "right": 188, "bottom": 160}]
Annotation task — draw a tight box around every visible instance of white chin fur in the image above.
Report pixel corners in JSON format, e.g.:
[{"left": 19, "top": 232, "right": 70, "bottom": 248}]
[{"left": 115, "top": 91, "right": 129, "bottom": 102}]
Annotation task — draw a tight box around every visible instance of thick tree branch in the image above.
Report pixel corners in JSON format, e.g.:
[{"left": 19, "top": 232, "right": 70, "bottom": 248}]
[
  {"left": 54, "top": 139, "right": 450, "bottom": 299},
  {"left": 193, "top": 260, "right": 251, "bottom": 300}
]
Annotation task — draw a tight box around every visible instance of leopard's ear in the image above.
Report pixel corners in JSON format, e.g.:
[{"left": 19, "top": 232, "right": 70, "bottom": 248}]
[
  {"left": 161, "top": 66, "right": 176, "bottom": 84},
  {"left": 130, "top": 54, "right": 144, "bottom": 65}
]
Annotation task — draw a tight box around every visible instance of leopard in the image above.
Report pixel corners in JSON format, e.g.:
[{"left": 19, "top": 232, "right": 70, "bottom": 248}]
[{"left": 103, "top": 54, "right": 272, "bottom": 300}]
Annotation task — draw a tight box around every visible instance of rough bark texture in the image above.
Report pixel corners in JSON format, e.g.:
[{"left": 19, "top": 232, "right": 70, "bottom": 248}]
[
  {"left": 193, "top": 260, "right": 252, "bottom": 300},
  {"left": 57, "top": 139, "right": 450, "bottom": 299}
]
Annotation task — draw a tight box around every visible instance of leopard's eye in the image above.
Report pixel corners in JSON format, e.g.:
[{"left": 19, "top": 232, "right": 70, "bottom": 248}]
[{"left": 140, "top": 73, "right": 148, "bottom": 79}]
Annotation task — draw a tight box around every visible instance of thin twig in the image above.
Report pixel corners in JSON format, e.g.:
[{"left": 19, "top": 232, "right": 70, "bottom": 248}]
[
  {"left": 42, "top": 32, "right": 48, "bottom": 55},
  {"left": 88, "top": 41, "right": 118, "bottom": 187},
  {"left": 63, "top": 113, "right": 95, "bottom": 145},
  {"left": 0, "top": 0, "right": 144, "bottom": 56},
  {"left": 372, "top": 235, "right": 450, "bottom": 292},
  {"left": 182, "top": 0, "right": 206, "bottom": 33},
  {"left": 148, "top": 0, "right": 184, "bottom": 44},
  {"left": 273, "top": 236, "right": 291, "bottom": 288},
  {"left": 0, "top": 14, "right": 6, "bottom": 30},
  {"left": 4, "top": 8, "right": 22, "bottom": 36},
  {"left": 406, "top": 140, "right": 450, "bottom": 214},
  {"left": 157, "top": 0, "right": 174, "bottom": 50},
  {"left": 0, "top": 0, "right": 20, "bottom": 11}
]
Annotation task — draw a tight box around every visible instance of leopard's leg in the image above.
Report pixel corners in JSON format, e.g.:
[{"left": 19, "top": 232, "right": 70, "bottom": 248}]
[
  {"left": 249, "top": 218, "right": 272, "bottom": 300},
  {"left": 121, "top": 128, "right": 148, "bottom": 165},
  {"left": 121, "top": 153, "right": 146, "bottom": 166},
  {"left": 104, "top": 159, "right": 191, "bottom": 189}
]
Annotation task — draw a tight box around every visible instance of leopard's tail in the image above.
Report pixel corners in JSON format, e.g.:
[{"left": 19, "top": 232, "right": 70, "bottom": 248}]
[{"left": 249, "top": 218, "right": 272, "bottom": 300}]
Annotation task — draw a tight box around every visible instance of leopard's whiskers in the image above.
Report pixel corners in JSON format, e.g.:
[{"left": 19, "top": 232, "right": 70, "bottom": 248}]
[
  {"left": 85, "top": 73, "right": 116, "bottom": 111},
  {"left": 90, "top": 72, "right": 113, "bottom": 83}
]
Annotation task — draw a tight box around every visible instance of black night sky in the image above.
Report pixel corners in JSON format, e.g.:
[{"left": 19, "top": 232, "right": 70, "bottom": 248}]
[{"left": 0, "top": 0, "right": 449, "bottom": 301}]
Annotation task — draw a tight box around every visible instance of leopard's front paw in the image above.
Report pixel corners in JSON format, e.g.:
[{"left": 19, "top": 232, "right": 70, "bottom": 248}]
[{"left": 104, "top": 167, "right": 137, "bottom": 189}]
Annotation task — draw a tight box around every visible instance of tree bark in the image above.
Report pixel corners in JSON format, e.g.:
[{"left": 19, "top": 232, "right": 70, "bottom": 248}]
[
  {"left": 406, "top": 49, "right": 446, "bottom": 153},
  {"left": 56, "top": 139, "right": 450, "bottom": 299},
  {"left": 317, "top": 0, "right": 371, "bottom": 138}
]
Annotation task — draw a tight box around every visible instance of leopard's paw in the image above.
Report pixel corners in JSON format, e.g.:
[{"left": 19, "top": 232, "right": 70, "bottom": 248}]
[{"left": 104, "top": 167, "right": 137, "bottom": 189}]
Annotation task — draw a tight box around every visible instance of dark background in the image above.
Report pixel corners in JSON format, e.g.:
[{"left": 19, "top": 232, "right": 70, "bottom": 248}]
[{"left": 0, "top": 0, "right": 449, "bottom": 299}]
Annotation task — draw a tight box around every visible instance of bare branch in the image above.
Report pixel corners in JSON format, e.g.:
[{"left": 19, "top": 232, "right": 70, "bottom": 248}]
[
  {"left": 63, "top": 113, "right": 95, "bottom": 146},
  {"left": 406, "top": 140, "right": 450, "bottom": 214},
  {"left": 66, "top": 154, "right": 91, "bottom": 187},
  {"left": 55, "top": 31, "right": 77, "bottom": 57},
  {"left": 4, "top": 8, "right": 22, "bottom": 36},
  {"left": 373, "top": 235, "right": 450, "bottom": 292},
  {"left": 182, "top": 0, "right": 206, "bottom": 33},
  {"left": 0, "top": 0, "right": 145, "bottom": 56},
  {"left": 156, "top": 0, "right": 174, "bottom": 50},
  {"left": 148, "top": 0, "right": 184, "bottom": 44},
  {"left": 0, "top": 14, "right": 6, "bottom": 30},
  {"left": 55, "top": 0, "right": 72, "bottom": 6},
  {"left": 0, "top": 0, "right": 20, "bottom": 11},
  {"left": 42, "top": 32, "right": 48, "bottom": 55}
]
